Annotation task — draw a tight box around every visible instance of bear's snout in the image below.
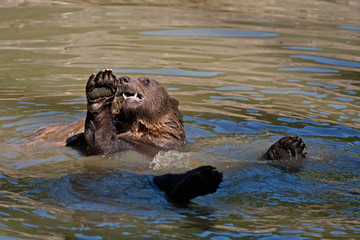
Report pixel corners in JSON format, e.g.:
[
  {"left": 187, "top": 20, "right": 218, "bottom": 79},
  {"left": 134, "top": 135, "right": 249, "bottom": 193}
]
[{"left": 118, "top": 76, "right": 131, "bottom": 85}]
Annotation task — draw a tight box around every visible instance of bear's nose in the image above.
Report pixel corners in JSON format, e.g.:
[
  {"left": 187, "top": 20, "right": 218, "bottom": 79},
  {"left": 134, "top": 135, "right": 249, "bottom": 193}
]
[{"left": 118, "top": 76, "right": 131, "bottom": 85}]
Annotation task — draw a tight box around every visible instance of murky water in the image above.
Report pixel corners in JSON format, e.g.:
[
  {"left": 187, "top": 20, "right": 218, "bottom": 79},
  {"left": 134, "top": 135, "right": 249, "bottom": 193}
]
[{"left": 0, "top": 0, "right": 359, "bottom": 239}]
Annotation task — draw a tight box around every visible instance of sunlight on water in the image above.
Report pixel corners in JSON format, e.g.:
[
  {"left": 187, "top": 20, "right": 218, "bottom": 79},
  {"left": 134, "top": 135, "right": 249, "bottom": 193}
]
[{"left": 0, "top": 0, "right": 359, "bottom": 239}]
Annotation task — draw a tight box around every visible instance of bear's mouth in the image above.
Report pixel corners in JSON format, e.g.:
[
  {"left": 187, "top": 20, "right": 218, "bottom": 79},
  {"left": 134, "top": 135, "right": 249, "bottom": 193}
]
[{"left": 122, "top": 92, "right": 143, "bottom": 101}]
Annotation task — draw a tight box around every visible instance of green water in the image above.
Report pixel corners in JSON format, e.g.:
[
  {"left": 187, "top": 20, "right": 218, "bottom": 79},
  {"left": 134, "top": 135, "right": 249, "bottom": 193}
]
[{"left": 0, "top": 0, "right": 359, "bottom": 239}]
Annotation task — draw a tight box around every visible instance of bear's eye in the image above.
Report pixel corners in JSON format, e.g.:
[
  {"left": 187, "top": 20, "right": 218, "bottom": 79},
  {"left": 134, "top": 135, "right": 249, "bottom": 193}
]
[{"left": 139, "top": 77, "right": 150, "bottom": 86}]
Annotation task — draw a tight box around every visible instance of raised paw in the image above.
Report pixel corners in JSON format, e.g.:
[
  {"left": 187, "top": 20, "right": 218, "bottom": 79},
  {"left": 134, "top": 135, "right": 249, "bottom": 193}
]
[
  {"left": 86, "top": 69, "right": 117, "bottom": 103},
  {"left": 264, "top": 136, "right": 307, "bottom": 161},
  {"left": 153, "top": 166, "right": 223, "bottom": 202}
]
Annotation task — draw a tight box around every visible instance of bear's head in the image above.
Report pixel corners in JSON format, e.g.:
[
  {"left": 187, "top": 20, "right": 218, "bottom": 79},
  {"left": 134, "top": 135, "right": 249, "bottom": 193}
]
[
  {"left": 114, "top": 76, "right": 185, "bottom": 149},
  {"left": 116, "top": 76, "right": 178, "bottom": 121}
]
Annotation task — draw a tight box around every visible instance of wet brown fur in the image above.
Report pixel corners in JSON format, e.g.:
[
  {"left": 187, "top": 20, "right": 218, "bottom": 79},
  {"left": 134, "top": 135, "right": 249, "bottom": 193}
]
[{"left": 22, "top": 118, "right": 84, "bottom": 147}]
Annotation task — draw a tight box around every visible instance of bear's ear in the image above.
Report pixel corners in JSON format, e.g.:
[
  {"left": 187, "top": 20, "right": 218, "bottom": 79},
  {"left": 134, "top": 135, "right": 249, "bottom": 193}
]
[{"left": 171, "top": 97, "right": 179, "bottom": 107}]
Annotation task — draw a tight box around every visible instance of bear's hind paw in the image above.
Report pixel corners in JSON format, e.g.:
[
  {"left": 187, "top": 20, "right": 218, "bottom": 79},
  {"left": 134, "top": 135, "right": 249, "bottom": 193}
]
[
  {"left": 264, "top": 136, "right": 307, "bottom": 161},
  {"left": 154, "top": 166, "right": 223, "bottom": 202}
]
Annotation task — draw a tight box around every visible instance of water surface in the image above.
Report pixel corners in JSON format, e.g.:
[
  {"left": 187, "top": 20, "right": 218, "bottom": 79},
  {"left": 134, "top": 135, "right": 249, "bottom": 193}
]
[{"left": 0, "top": 0, "right": 359, "bottom": 239}]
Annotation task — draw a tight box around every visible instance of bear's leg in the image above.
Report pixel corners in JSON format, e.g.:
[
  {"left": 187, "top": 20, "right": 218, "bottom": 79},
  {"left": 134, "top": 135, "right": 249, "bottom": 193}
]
[
  {"left": 153, "top": 166, "right": 223, "bottom": 202},
  {"left": 262, "top": 136, "right": 307, "bottom": 171},
  {"left": 84, "top": 70, "right": 132, "bottom": 155}
]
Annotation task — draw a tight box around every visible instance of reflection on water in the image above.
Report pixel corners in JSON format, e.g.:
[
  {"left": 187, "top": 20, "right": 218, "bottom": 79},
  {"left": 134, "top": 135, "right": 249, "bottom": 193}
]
[
  {"left": 339, "top": 25, "right": 360, "bottom": 31},
  {"left": 291, "top": 55, "right": 360, "bottom": 68},
  {"left": 279, "top": 66, "right": 340, "bottom": 73},
  {"left": 0, "top": 0, "right": 360, "bottom": 239}
]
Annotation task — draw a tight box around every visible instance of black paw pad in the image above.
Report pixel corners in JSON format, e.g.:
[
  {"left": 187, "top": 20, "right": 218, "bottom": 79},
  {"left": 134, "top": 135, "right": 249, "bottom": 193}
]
[{"left": 86, "top": 69, "right": 117, "bottom": 102}]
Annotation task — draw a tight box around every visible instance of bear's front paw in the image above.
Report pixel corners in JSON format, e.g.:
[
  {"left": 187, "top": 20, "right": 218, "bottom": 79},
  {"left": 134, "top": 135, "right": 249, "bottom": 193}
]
[
  {"left": 264, "top": 136, "right": 307, "bottom": 161},
  {"left": 86, "top": 69, "right": 118, "bottom": 112},
  {"left": 86, "top": 69, "right": 117, "bottom": 102}
]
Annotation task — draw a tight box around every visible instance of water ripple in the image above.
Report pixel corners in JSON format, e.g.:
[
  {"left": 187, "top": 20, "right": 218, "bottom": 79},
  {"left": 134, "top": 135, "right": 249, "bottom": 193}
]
[
  {"left": 210, "top": 96, "right": 249, "bottom": 101},
  {"left": 215, "top": 86, "right": 254, "bottom": 91},
  {"left": 140, "top": 28, "right": 278, "bottom": 38},
  {"left": 333, "top": 97, "right": 354, "bottom": 102},
  {"left": 306, "top": 82, "right": 339, "bottom": 89},
  {"left": 291, "top": 55, "right": 360, "bottom": 68},
  {"left": 339, "top": 25, "right": 360, "bottom": 31},
  {"left": 260, "top": 89, "right": 328, "bottom": 98},
  {"left": 279, "top": 67, "right": 339, "bottom": 73},
  {"left": 282, "top": 46, "right": 322, "bottom": 51},
  {"left": 111, "top": 68, "right": 222, "bottom": 77}
]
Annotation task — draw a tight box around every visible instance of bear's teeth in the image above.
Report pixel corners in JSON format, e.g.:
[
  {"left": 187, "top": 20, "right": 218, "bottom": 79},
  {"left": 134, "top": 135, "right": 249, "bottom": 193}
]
[{"left": 123, "top": 92, "right": 138, "bottom": 100}]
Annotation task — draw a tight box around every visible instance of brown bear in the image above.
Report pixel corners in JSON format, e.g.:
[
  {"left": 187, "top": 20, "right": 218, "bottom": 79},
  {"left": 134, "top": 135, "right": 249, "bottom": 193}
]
[
  {"left": 66, "top": 69, "right": 186, "bottom": 156},
  {"left": 31, "top": 69, "right": 307, "bottom": 202}
]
